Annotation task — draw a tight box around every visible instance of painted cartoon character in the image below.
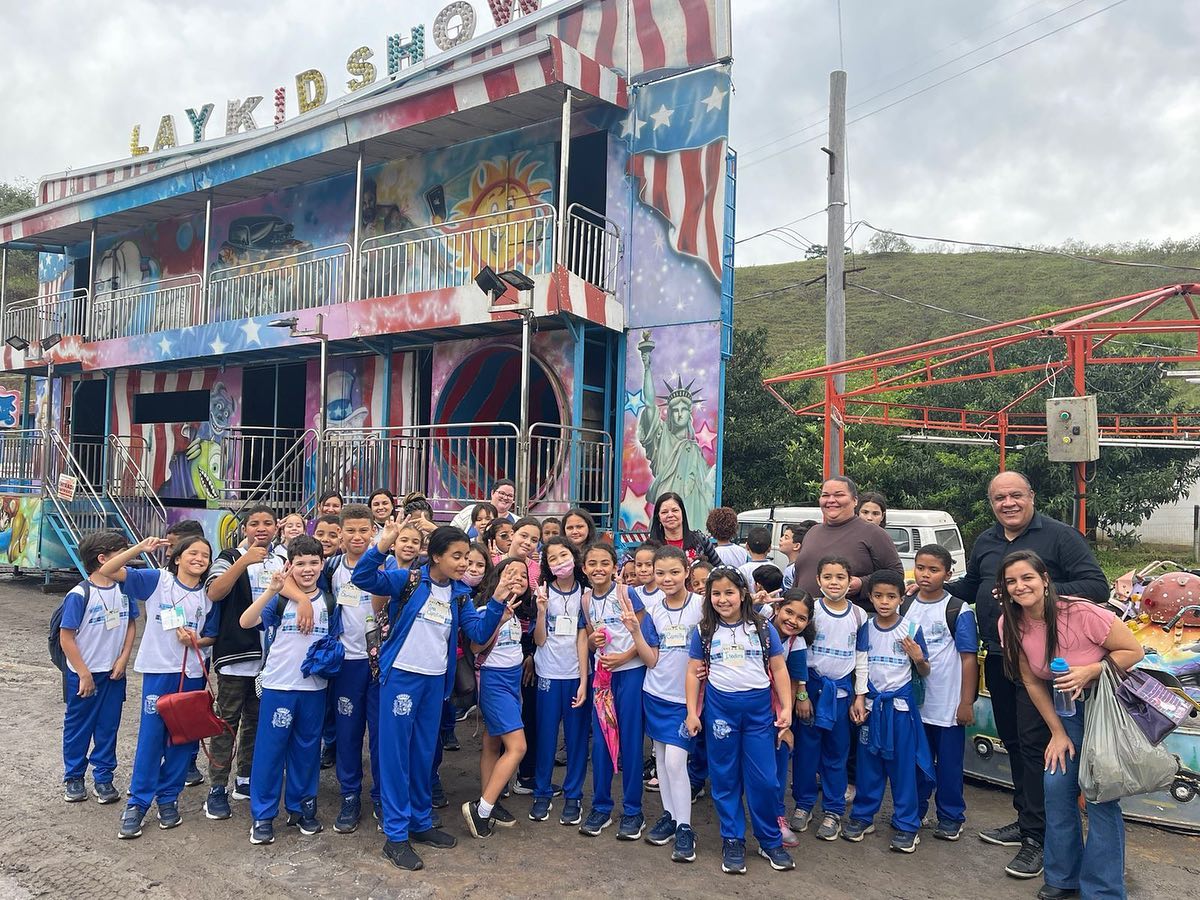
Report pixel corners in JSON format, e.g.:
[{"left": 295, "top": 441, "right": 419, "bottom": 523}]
[
  {"left": 93, "top": 240, "right": 162, "bottom": 339},
  {"left": 161, "top": 438, "right": 223, "bottom": 502},
  {"left": 0, "top": 497, "right": 31, "bottom": 563},
  {"left": 448, "top": 151, "right": 553, "bottom": 275}
]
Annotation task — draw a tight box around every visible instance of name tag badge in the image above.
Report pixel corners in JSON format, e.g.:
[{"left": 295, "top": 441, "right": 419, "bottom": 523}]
[
  {"left": 723, "top": 643, "right": 746, "bottom": 667},
  {"left": 337, "top": 584, "right": 363, "bottom": 608},
  {"left": 423, "top": 597, "right": 452, "bottom": 625},
  {"left": 256, "top": 569, "right": 274, "bottom": 591},
  {"left": 507, "top": 619, "right": 522, "bottom": 642},
  {"left": 160, "top": 602, "right": 186, "bottom": 630},
  {"left": 663, "top": 625, "right": 687, "bottom": 649},
  {"left": 104, "top": 608, "right": 121, "bottom": 630},
  {"left": 553, "top": 614, "right": 576, "bottom": 638}
]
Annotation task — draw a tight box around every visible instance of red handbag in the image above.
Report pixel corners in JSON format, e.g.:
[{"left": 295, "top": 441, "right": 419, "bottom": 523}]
[{"left": 155, "top": 637, "right": 232, "bottom": 759}]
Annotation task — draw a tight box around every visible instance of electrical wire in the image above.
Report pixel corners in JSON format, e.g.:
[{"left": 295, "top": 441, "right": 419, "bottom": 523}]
[
  {"left": 740, "top": 0, "right": 1130, "bottom": 170},
  {"left": 738, "top": 274, "right": 827, "bottom": 303},
  {"left": 736, "top": 207, "right": 828, "bottom": 245}
]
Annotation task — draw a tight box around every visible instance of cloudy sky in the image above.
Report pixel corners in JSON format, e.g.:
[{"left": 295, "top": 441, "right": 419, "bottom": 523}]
[{"left": 1, "top": 0, "right": 1194, "bottom": 265}]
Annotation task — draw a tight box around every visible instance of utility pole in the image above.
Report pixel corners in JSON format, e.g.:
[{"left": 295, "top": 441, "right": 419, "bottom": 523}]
[{"left": 823, "top": 69, "right": 847, "bottom": 476}]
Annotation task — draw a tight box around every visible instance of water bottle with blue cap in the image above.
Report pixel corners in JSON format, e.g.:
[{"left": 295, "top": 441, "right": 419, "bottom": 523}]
[{"left": 1050, "top": 657, "right": 1076, "bottom": 717}]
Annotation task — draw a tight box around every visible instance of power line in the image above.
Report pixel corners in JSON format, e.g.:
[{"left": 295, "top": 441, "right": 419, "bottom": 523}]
[
  {"left": 740, "top": 0, "right": 1130, "bottom": 170},
  {"left": 738, "top": 274, "right": 826, "bottom": 304},
  {"left": 859, "top": 222, "right": 1200, "bottom": 274},
  {"left": 735, "top": 207, "right": 827, "bottom": 245}
]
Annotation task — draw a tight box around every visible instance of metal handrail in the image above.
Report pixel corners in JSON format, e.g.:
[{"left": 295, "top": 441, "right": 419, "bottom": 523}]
[
  {"left": 208, "top": 243, "right": 352, "bottom": 323},
  {"left": 107, "top": 434, "right": 167, "bottom": 551},
  {"left": 358, "top": 204, "right": 555, "bottom": 298},
  {"left": 527, "top": 421, "right": 613, "bottom": 523},
  {"left": 45, "top": 428, "right": 111, "bottom": 542},
  {"left": 222, "top": 427, "right": 318, "bottom": 516},
  {"left": 565, "top": 203, "right": 622, "bottom": 294},
  {"left": 91, "top": 273, "right": 204, "bottom": 340},
  {"left": 0, "top": 428, "right": 44, "bottom": 494},
  {"left": 1, "top": 287, "right": 90, "bottom": 341}
]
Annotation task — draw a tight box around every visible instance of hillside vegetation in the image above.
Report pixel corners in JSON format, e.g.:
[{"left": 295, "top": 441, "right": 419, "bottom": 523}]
[{"left": 734, "top": 245, "right": 1200, "bottom": 374}]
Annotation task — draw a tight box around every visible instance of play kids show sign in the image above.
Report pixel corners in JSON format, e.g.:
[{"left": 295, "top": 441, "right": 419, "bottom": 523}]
[{"left": 129, "top": 0, "right": 542, "bottom": 157}]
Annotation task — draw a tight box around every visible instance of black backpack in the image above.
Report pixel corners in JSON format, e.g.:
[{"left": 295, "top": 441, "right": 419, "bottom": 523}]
[
  {"left": 898, "top": 595, "right": 964, "bottom": 707},
  {"left": 49, "top": 581, "right": 93, "bottom": 673},
  {"left": 699, "top": 616, "right": 773, "bottom": 674}
]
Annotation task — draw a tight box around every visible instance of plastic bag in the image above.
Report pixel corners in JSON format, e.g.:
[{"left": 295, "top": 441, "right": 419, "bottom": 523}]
[{"left": 1079, "top": 660, "right": 1180, "bottom": 803}]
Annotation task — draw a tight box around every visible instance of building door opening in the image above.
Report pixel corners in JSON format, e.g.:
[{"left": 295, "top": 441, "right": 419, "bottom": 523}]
[{"left": 70, "top": 378, "right": 107, "bottom": 487}]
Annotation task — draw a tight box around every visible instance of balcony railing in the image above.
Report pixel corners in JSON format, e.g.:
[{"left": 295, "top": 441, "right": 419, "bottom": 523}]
[
  {"left": 359, "top": 204, "right": 555, "bottom": 299},
  {"left": 92, "top": 273, "right": 204, "bottom": 340},
  {"left": 1, "top": 287, "right": 89, "bottom": 345},
  {"left": 564, "top": 203, "right": 622, "bottom": 294},
  {"left": 207, "top": 244, "right": 352, "bottom": 324},
  {"left": 0, "top": 428, "right": 43, "bottom": 493}
]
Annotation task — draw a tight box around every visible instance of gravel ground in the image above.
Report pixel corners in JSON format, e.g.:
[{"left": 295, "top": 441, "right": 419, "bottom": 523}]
[{"left": 0, "top": 575, "right": 1194, "bottom": 899}]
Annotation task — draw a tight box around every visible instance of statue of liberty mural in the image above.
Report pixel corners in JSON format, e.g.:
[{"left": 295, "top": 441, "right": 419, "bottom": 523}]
[{"left": 636, "top": 331, "right": 715, "bottom": 526}]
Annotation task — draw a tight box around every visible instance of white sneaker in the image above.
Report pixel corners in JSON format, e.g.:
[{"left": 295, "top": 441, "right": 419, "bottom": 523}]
[{"left": 230, "top": 778, "right": 251, "bottom": 801}]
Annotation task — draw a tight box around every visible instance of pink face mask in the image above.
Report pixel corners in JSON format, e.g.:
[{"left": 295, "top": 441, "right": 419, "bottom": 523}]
[
  {"left": 550, "top": 560, "right": 575, "bottom": 579},
  {"left": 462, "top": 571, "right": 484, "bottom": 587}
]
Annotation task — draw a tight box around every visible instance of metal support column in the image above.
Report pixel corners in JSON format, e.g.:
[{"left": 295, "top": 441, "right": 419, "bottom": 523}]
[
  {"left": 201, "top": 194, "right": 212, "bottom": 322},
  {"left": 1, "top": 247, "right": 7, "bottom": 327},
  {"left": 1071, "top": 333, "right": 1088, "bottom": 536},
  {"left": 518, "top": 308, "right": 533, "bottom": 513},
  {"left": 352, "top": 145, "right": 365, "bottom": 300},
  {"left": 557, "top": 89, "right": 573, "bottom": 266},
  {"left": 85, "top": 225, "right": 97, "bottom": 339}
]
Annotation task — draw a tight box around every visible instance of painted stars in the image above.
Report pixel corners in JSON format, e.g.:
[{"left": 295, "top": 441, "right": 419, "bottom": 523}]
[
  {"left": 620, "top": 484, "right": 651, "bottom": 532},
  {"left": 210, "top": 337, "right": 228, "bottom": 355},
  {"left": 701, "top": 84, "right": 727, "bottom": 113},
  {"left": 624, "top": 389, "right": 647, "bottom": 417},
  {"left": 240, "top": 319, "right": 262, "bottom": 346},
  {"left": 620, "top": 112, "right": 646, "bottom": 140},
  {"left": 649, "top": 104, "right": 673, "bottom": 130},
  {"left": 157, "top": 336, "right": 173, "bottom": 357},
  {"left": 694, "top": 421, "right": 717, "bottom": 455}
]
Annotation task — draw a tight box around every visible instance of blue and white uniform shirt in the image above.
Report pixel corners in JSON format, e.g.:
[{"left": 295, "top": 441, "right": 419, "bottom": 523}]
[
  {"left": 810, "top": 598, "right": 869, "bottom": 695},
  {"left": 904, "top": 594, "right": 978, "bottom": 727},
  {"left": 859, "top": 615, "right": 928, "bottom": 712},
  {"left": 260, "top": 595, "right": 331, "bottom": 691},
  {"left": 332, "top": 555, "right": 396, "bottom": 661},
  {"left": 59, "top": 581, "right": 139, "bottom": 674},
  {"left": 392, "top": 580, "right": 454, "bottom": 676},
  {"left": 641, "top": 593, "right": 704, "bottom": 704},
  {"left": 535, "top": 583, "right": 585, "bottom": 679},
  {"left": 688, "top": 620, "right": 784, "bottom": 693},
  {"left": 126, "top": 569, "right": 216, "bottom": 678},
  {"left": 588, "top": 587, "right": 646, "bottom": 673}
]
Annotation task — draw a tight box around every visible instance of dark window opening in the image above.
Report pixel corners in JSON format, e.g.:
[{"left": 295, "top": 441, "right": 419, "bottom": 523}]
[{"left": 134, "top": 389, "right": 210, "bottom": 424}]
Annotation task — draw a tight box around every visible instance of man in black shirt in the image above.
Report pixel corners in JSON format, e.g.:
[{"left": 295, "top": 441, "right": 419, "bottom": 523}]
[{"left": 948, "top": 471, "right": 1108, "bottom": 881}]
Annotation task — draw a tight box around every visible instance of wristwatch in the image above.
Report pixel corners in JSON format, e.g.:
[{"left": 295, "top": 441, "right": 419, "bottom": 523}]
[{"left": 795, "top": 690, "right": 809, "bottom": 702}]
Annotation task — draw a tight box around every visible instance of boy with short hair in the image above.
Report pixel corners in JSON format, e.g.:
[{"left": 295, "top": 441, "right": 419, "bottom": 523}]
[
  {"left": 240, "top": 535, "right": 339, "bottom": 845},
  {"left": 60, "top": 531, "right": 138, "bottom": 804},
  {"left": 904, "top": 544, "right": 978, "bottom": 841},
  {"left": 779, "top": 521, "right": 816, "bottom": 591},
  {"left": 203, "top": 505, "right": 305, "bottom": 820},
  {"left": 705, "top": 507, "right": 750, "bottom": 568},
  {"left": 737, "top": 526, "right": 780, "bottom": 588},
  {"left": 843, "top": 569, "right": 931, "bottom": 853},
  {"left": 313, "top": 514, "right": 342, "bottom": 558},
  {"left": 753, "top": 564, "right": 784, "bottom": 597}
]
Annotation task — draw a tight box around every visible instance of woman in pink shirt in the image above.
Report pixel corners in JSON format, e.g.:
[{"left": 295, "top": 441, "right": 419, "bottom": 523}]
[{"left": 997, "top": 550, "right": 1143, "bottom": 900}]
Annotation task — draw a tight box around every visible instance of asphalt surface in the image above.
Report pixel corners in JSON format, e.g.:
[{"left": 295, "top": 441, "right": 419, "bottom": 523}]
[{"left": 0, "top": 574, "right": 1194, "bottom": 899}]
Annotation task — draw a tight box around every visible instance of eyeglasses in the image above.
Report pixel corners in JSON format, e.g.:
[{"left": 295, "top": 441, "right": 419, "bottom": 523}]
[{"left": 493, "top": 492, "right": 515, "bottom": 501}]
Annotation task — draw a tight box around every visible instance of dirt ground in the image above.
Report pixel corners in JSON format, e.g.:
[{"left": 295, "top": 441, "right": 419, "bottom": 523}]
[{"left": 0, "top": 576, "right": 1194, "bottom": 900}]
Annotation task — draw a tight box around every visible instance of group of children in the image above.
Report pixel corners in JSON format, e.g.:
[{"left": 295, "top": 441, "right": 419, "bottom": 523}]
[{"left": 57, "top": 496, "right": 978, "bottom": 876}]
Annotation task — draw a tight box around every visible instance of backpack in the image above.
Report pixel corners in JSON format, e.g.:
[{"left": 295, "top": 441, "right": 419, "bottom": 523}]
[
  {"left": 49, "top": 581, "right": 93, "bottom": 673},
  {"left": 898, "top": 596, "right": 961, "bottom": 709},
  {"left": 367, "top": 568, "right": 422, "bottom": 682},
  {"left": 255, "top": 590, "right": 341, "bottom": 699},
  {"left": 699, "top": 616, "right": 774, "bottom": 675}
]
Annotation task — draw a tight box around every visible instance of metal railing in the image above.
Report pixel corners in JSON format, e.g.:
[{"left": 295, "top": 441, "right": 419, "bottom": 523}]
[
  {"left": 1, "top": 287, "right": 90, "bottom": 342},
  {"left": 220, "top": 426, "right": 318, "bottom": 514},
  {"left": 107, "top": 434, "right": 166, "bottom": 550},
  {"left": 0, "top": 428, "right": 44, "bottom": 494},
  {"left": 359, "top": 204, "right": 556, "bottom": 298},
  {"left": 322, "top": 422, "right": 522, "bottom": 514},
  {"left": 564, "top": 203, "right": 622, "bottom": 294},
  {"left": 528, "top": 422, "right": 613, "bottom": 522},
  {"left": 69, "top": 436, "right": 106, "bottom": 489},
  {"left": 91, "top": 273, "right": 204, "bottom": 340},
  {"left": 207, "top": 243, "right": 351, "bottom": 323},
  {"left": 45, "top": 428, "right": 112, "bottom": 540}
]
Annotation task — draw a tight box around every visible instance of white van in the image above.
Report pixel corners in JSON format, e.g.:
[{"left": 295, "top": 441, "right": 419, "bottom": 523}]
[{"left": 736, "top": 507, "right": 967, "bottom": 579}]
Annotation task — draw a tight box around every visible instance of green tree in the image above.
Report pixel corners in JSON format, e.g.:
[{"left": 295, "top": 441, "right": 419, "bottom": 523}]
[{"left": 0, "top": 179, "right": 37, "bottom": 301}]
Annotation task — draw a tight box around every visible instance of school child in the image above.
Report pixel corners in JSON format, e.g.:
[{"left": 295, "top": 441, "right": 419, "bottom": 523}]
[
  {"left": 202, "top": 504, "right": 288, "bottom": 820},
  {"left": 60, "top": 532, "right": 138, "bottom": 805},
  {"left": 621, "top": 546, "right": 703, "bottom": 861},
  {"left": 468, "top": 501, "right": 498, "bottom": 539},
  {"left": 580, "top": 542, "right": 648, "bottom": 840},
  {"left": 904, "top": 544, "right": 978, "bottom": 841},
  {"left": 368, "top": 489, "right": 396, "bottom": 531},
  {"left": 507, "top": 516, "right": 550, "bottom": 795},
  {"left": 164, "top": 519, "right": 207, "bottom": 787},
  {"left": 684, "top": 566, "right": 795, "bottom": 874},
  {"left": 313, "top": 514, "right": 341, "bottom": 558},
  {"left": 99, "top": 534, "right": 218, "bottom": 839},
  {"left": 628, "top": 539, "right": 663, "bottom": 793},
  {"left": 393, "top": 521, "right": 424, "bottom": 569},
  {"left": 279, "top": 513, "right": 307, "bottom": 545},
  {"left": 706, "top": 507, "right": 750, "bottom": 568},
  {"left": 753, "top": 564, "right": 784, "bottom": 599},
  {"left": 352, "top": 523, "right": 507, "bottom": 872},
  {"left": 791, "top": 555, "right": 869, "bottom": 841},
  {"left": 529, "top": 538, "right": 589, "bottom": 825},
  {"left": 468, "top": 558, "right": 533, "bottom": 836},
  {"left": 561, "top": 508, "right": 597, "bottom": 550},
  {"left": 689, "top": 560, "right": 713, "bottom": 596},
  {"left": 241, "top": 535, "right": 341, "bottom": 845},
  {"left": 737, "top": 527, "right": 781, "bottom": 589},
  {"left": 767, "top": 590, "right": 815, "bottom": 848},
  {"left": 313, "top": 504, "right": 395, "bottom": 833},
  {"left": 541, "top": 517, "right": 561, "bottom": 544},
  {"left": 843, "top": 569, "right": 932, "bottom": 853},
  {"left": 484, "top": 519, "right": 514, "bottom": 563}
]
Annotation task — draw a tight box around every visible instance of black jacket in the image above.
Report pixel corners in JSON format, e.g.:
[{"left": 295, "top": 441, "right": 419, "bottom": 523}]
[{"left": 208, "top": 548, "right": 264, "bottom": 673}]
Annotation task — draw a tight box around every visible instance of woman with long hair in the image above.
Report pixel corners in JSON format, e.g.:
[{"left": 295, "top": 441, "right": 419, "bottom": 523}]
[{"left": 647, "top": 492, "right": 721, "bottom": 567}]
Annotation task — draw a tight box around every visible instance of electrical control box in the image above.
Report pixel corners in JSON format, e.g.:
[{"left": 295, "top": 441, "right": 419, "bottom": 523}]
[{"left": 1046, "top": 395, "right": 1100, "bottom": 463}]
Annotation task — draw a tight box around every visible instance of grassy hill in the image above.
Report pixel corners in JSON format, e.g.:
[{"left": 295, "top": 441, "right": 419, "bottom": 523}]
[{"left": 734, "top": 248, "right": 1200, "bottom": 375}]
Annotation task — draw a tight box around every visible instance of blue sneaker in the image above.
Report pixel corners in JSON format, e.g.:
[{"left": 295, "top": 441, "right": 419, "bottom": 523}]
[
  {"left": 842, "top": 819, "right": 875, "bottom": 842},
  {"left": 559, "top": 798, "right": 582, "bottom": 826},
  {"left": 184, "top": 760, "right": 204, "bottom": 787},
  {"left": 94, "top": 782, "right": 120, "bottom": 805},
  {"left": 645, "top": 812, "right": 677, "bottom": 846},
  {"left": 157, "top": 801, "right": 182, "bottom": 829},
  {"left": 63, "top": 778, "right": 87, "bottom": 803},
  {"left": 230, "top": 777, "right": 251, "bottom": 801},
  {"left": 204, "top": 786, "right": 232, "bottom": 820},
  {"left": 616, "top": 813, "right": 645, "bottom": 841},
  {"left": 672, "top": 824, "right": 697, "bottom": 863},
  {"left": 335, "top": 794, "right": 360, "bottom": 833},
  {"left": 758, "top": 845, "right": 796, "bottom": 871},
  {"left": 118, "top": 805, "right": 146, "bottom": 840},
  {"left": 579, "top": 809, "right": 612, "bottom": 836},
  {"left": 721, "top": 838, "right": 746, "bottom": 874},
  {"left": 529, "top": 797, "right": 552, "bottom": 821},
  {"left": 250, "top": 819, "right": 275, "bottom": 845},
  {"left": 890, "top": 831, "right": 920, "bottom": 853},
  {"left": 286, "top": 798, "right": 322, "bottom": 835},
  {"left": 934, "top": 820, "right": 963, "bottom": 841}
]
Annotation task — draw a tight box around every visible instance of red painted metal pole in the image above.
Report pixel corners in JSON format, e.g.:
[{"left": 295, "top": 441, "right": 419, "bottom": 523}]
[
  {"left": 999, "top": 412, "right": 1008, "bottom": 471},
  {"left": 1072, "top": 334, "right": 1088, "bottom": 536},
  {"left": 823, "top": 376, "right": 833, "bottom": 479}
]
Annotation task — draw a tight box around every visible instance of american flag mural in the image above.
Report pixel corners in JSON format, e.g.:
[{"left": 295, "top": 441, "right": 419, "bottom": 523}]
[{"left": 626, "top": 65, "right": 731, "bottom": 282}]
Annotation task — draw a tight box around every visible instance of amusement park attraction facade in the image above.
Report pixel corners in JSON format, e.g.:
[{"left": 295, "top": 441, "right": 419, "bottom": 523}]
[{"left": 0, "top": 0, "right": 736, "bottom": 575}]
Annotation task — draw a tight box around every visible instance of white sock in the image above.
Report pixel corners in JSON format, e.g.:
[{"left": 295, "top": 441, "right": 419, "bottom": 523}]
[{"left": 477, "top": 798, "right": 494, "bottom": 818}]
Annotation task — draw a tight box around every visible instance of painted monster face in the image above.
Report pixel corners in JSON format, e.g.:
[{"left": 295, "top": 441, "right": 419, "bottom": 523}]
[{"left": 185, "top": 439, "right": 224, "bottom": 501}]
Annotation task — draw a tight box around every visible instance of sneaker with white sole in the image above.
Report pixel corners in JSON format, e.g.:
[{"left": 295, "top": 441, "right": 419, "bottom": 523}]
[
  {"left": 777, "top": 816, "right": 800, "bottom": 848},
  {"left": 230, "top": 777, "right": 251, "bottom": 801},
  {"left": 815, "top": 813, "right": 841, "bottom": 841},
  {"left": 529, "top": 797, "right": 552, "bottom": 822},
  {"left": 672, "top": 824, "right": 697, "bottom": 863},
  {"left": 118, "top": 806, "right": 146, "bottom": 840},
  {"left": 842, "top": 819, "right": 875, "bottom": 842},
  {"left": 1005, "top": 840, "right": 1044, "bottom": 879},
  {"left": 721, "top": 838, "right": 747, "bottom": 875},
  {"left": 617, "top": 813, "right": 645, "bottom": 841},
  {"left": 157, "top": 801, "right": 182, "bottom": 829},
  {"left": 789, "top": 807, "right": 812, "bottom": 833},
  {"left": 250, "top": 819, "right": 275, "bottom": 845},
  {"left": 934, "top": 820, "right": 963, "bottom": 841},
  {"left": 462, "top": 801, "right": 494, "bottom": 838},
  {"left": 645, "top": 812, "right": 677, "bottom": 845},
  {"left": 978, "top": 820, "right": 1022, "bottom": 847},
  {"left": 579, "top": 809, "right": 612, "bottom": 836},
  {"left": 63, "top": 778, "right": 87, "bottom": 803},
  {"left": 758, "top": 845, "right": 796, "bottom": 871},
  {"left": 204, "top": 785, "right": 232, "bottom": 820},
  {"left": 94, "top": 782, "right": 120, "bottom": 805},
  {"left": 890, "top": 831, "right": 920, "bottom": 853}
]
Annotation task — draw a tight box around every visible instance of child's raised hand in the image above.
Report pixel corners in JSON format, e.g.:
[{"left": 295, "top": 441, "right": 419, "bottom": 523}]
[
  {"left": 244, "top": 544, "right": 269, "bottom": 566},
  {"left": 535, "top": 586, "right": 549, "bottom": 611},
  {"left": 685, "top": 713, "right": 702, "bottom": 737},
  {"left": 901, "top": 635, "right": 925, "bottom": 664},
  {"left": 267, "top": 569, "right": 286, "bottom": 594},
  {"left": 850, "top": 695, "right": 868, "bottom": 725},
  {"left": 139, "top": 536, "right": 170, "bottom": 554},
  {"left": 617, "top": 593, "right": 639, "bottom": 633}
]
